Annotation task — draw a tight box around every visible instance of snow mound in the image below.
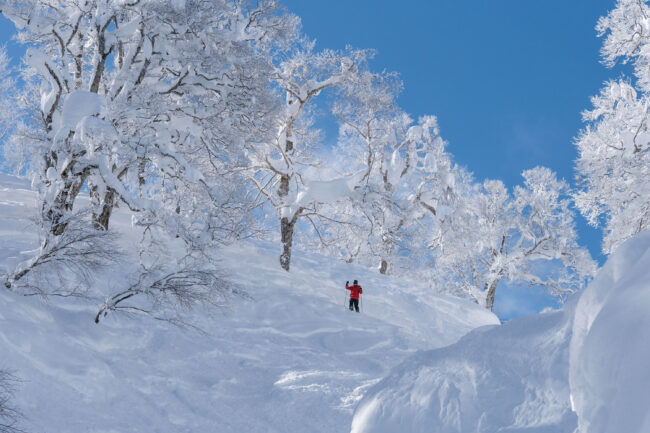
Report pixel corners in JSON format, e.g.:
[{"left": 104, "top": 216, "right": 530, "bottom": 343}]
[
  {"left": 351, "top": 306, "right": 577, "bottom": 433},
  {"left": 352, "top": 228, "right": 650, "bottom": 433},
  {"left": 570, "top": 230, "right": 650, "bottom": 433},
  {"left": 0, "top": 174, "right": 497, "bottom": 433}
]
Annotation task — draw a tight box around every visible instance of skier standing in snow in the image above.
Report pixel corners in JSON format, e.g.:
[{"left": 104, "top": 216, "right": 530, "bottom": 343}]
[{"left": 346, "top": 280, "right": 363, "bottom": 312}]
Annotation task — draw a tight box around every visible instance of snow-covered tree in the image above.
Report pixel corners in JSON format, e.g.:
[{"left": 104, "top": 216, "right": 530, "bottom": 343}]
[
  {"left": 93, "top": 218, "right": 246, "bottom": 328},
  {"left": 331, "top": 70, "right": 456, "bottom": 274},
  {"left": 1, "top": 0, "right": 297, "bottom": 321},
  {"left": 437, "top": 167, "right": 596, "bottom": 311},
  {"left": 245, "top": 41, "right": 366, "bottom": 271},
  {"left": 0, "top": 47, "right": 14, "bottom": 148},
  {"left": 4, "top": 211, "right": 121, "bottom": 292},
  {"left": 575, "top": 0, "right": 650, "bottom": 253},
  {"left": 1, "top": 0, "right": 292, "bottom": 237}
]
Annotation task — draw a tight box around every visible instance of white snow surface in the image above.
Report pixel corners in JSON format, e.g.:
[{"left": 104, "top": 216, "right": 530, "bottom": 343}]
[
  {"left": 295, "top": 177, "right": 354, "bottom": 207},
  {"left": 351, "top": 227, "right": 650, "bottom": 433},
  {"left": 570, "top": 230, "right": 650, "bottom": 433},
  {"left": 351, "top": 305, "right": 577, "bottom": 433},
  {"left": 60, "top": 90, "right": 104, "bottom": 129},
  {"left": 0, "top": 174, "right": 497, "bottom": 433}
]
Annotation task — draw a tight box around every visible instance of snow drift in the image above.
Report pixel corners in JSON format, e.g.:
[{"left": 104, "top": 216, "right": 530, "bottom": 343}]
[
  {"left": 0, "top": 174, "right": 497, "bottom": 433},
  {"left": 570, "top": 230, "right": 650, "bottom": 433},
  {"left": 351, "top": 227, "right": 650, "bottom": 432},
  {"left": 350, "top": 305, "right": 577, "bottom": 433}
]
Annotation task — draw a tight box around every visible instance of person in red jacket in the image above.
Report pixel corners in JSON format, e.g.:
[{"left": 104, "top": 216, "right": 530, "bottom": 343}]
[{"left": 346, "top": 280, "right": 363, "bottom": 312}]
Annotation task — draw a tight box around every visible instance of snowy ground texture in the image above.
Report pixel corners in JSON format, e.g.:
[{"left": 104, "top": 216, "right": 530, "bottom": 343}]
[
  {"left": 351, "top": 228, "right": 650, "bottom": 432},
  {"left": 0, "top": 174, "right": 498, "bottom": 433}
]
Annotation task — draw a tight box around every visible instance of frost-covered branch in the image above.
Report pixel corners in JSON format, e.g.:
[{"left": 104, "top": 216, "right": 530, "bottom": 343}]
[
  {"left": 4, "top": 213, "right": 122, "bottom": 297},
  {"left": 0, "top": 47, "right": 15, "bottom": 143},
  {"left": 575, "top": 0, "right": 650, "bottom": 253},
  {"left": 244, "top": 39, "right": 369, "bottom": 271},
  {"left": 435, "top": 168, "right": 596, "bottom": 311},
  {"left": 95, "top": 263, "right": 247, "bottom": 330},
  {"left": 0, "top": 371, "right": 23, "bottom": 433}
]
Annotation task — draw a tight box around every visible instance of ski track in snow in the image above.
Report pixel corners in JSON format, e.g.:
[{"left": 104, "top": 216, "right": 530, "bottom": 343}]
[{"left": 0, "top": 174, "right": 498, "bottom": 433}]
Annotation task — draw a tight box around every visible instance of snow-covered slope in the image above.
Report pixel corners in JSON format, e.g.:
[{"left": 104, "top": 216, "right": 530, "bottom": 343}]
[
  {"left": 0, "top": 174, "right": 498, "bottom": 433},
  {"left": 570, "top": 230, "right": 650, "bottom": 433},
  {"left": 351, "top": 225, "right": 650, "bottom": 433},
  {"left": 350, "top": 304, "right": 576, "bottom": 433}
]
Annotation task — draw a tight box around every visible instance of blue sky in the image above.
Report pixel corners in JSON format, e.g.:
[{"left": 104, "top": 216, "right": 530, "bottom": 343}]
[{"left": 0, "top": 2, "right": 627, "bottom": 319}]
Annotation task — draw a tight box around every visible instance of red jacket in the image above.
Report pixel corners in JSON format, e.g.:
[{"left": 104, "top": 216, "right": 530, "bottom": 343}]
[{"left": 346, "top": 284, "right": 363, "bottom": 300}]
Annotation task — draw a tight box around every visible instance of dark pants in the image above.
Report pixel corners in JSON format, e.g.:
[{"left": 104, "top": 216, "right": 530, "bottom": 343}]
[{"left": 349, "top": 298, "right": 359, "bottom": 312}]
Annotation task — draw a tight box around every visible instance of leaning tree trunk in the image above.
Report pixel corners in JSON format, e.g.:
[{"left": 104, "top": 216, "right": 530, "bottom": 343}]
[
  {"left": 92, "top": 187, "right": 117, "bottom": 231},
  {"left": 90, "top": 167, "right": 127, "bottom": 231},
  {"left": 45, "top": 167, "right": 88, "bottom": 236},
  {"left": 485, "top": 279, "right": 499, "bottom": 311}
]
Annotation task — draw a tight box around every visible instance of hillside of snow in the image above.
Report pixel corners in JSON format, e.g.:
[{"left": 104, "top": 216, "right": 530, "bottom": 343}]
[
  {"left": 351, "top": 304, "right": 576, "bottom": 433},
  {"left": 0, "top": 174, "right": 498, "bottom": 433},
  {"left": 570, "top": 230, "right": 650, "bottom": 433},
  {"left": 351, "top": 226, "right": 650, "bottom": 432}
]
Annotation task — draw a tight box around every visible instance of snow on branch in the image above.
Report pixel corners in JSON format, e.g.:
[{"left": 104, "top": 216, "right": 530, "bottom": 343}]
[
  {"left": 94, "top": 263, "right": 247, "bottom": 331},
  {"left": 4, "top": 212, "right": 122, "bottom": 297},
  {"left": 0, "top": 371, "right": 23, "bottom": 433}
]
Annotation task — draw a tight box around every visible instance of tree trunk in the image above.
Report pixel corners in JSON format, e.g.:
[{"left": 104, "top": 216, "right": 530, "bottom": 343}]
[
  {"left": 485, "top": 279, "right": 499, "bottom": 311},
  {"left": 92, "top": 187, "right": 117, "bottom": 231},
  {"left": 46, "top": 171, "right": 87, "bottom": 236},
  {"left": 280, "top": 214, "right": 297, "bottom": 271},
  {"left": 379, "top": 259, "right": 389, "bottom": 275},
  {"left": 90, "top": 167, "right": 127, "bottom": 231},
  {"left": 278, "top": 115, "right": 298, "bottom": 271}
]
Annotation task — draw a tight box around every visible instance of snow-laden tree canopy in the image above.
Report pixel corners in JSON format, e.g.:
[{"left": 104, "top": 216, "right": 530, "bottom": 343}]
[
  {"left": 244, "top": 40, "right": 368, "bottom": 271},
  {"left": 0, "top": 0, "right": 300, "bottom": 319},
  {"left": 435, "top": 167, "right": 596, "bottom": 311},
  {"left": 331, "top": 68, "right": 455, "bottom": 275},
  {"left": 575, "top": 0, "right": 650, "bottom": 253},
  {"left": 2, "top": 0, "right": 296, "bottom": 240}
]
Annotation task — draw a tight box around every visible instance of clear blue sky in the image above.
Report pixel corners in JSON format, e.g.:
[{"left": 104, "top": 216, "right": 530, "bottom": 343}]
[
  {"left": 282, "top": 0, "right": 625, "bottom": 318},
  {"left": 0, "top": 1, "right": 626, "bottom": 318}
]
